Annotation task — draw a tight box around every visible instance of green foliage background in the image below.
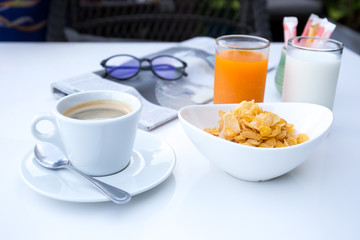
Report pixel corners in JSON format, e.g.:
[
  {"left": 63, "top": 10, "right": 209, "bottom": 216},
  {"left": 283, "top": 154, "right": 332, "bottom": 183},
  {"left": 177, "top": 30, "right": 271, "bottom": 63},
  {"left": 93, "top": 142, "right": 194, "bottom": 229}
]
[{"left": 325, "top": 0, "right": 360, "bottom": 32}]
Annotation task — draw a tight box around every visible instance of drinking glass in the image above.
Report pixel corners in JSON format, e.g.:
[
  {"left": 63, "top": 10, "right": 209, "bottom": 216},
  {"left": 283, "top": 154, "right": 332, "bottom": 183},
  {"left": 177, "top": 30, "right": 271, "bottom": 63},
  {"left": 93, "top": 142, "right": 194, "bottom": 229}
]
[
  {"left": 282, "top": 36, "right": 343, "bottom": 110},
  {"left": 214, "top": 35, "right": 270, "bottom": 104}
]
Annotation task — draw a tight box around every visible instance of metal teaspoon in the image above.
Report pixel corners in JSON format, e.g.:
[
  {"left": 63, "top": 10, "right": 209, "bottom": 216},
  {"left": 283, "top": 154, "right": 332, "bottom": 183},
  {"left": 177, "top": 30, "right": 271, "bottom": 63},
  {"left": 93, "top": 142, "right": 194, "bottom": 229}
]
[{"left": 34, "top": 143, "right": 131, "bottom": 204}]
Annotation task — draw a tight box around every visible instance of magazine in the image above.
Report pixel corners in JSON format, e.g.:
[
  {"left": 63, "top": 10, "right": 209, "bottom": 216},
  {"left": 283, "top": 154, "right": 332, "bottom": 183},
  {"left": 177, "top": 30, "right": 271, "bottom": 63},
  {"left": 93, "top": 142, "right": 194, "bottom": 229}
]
[{"left": 51, "top": 37, "right": 216, "bottom": 131}]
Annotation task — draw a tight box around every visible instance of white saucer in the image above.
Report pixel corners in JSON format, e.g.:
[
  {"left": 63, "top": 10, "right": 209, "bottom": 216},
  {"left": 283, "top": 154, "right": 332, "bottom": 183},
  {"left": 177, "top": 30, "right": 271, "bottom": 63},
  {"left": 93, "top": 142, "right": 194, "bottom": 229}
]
[{"left": 20, "top": 130, "right": 176, "bottom": 203}]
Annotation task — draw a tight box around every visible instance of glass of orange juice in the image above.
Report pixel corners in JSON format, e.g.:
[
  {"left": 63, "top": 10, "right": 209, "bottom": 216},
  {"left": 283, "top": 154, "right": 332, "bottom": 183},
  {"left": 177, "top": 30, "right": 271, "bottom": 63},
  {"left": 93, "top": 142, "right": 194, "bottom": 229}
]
[{"left": 214, "top": 35, "right": 270, "bottom": 104}]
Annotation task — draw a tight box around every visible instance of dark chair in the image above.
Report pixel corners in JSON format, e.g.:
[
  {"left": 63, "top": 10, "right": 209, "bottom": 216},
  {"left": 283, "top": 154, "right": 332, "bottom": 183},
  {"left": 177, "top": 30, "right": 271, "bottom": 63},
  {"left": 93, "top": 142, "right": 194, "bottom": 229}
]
[{"left": 46, "top": 0, "right": 272, "bottom": 42}]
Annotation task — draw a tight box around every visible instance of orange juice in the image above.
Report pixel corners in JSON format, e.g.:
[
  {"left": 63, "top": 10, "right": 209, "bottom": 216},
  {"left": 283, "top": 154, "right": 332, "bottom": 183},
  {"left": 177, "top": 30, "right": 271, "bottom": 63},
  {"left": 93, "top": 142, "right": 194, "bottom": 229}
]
[{"left": 214, "top": 49, "right": 269, "bottom": 103}]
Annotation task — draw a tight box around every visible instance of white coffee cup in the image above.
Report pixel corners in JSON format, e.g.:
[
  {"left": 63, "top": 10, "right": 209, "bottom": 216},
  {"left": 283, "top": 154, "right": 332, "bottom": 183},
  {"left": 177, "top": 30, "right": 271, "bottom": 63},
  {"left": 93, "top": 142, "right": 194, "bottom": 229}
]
[{"left": 31, "top": 90, "right": 142, "bottom": 176}]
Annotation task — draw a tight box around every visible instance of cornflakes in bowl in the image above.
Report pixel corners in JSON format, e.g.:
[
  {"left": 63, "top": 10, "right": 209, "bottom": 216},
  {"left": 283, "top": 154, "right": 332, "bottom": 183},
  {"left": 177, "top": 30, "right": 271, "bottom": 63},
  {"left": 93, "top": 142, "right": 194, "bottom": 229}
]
[
  {"left": 178, "top": 101, "right": 333, "bottom": 181},
  {"left": 204, "top": 100, "right": 309, "bottom": 148}
]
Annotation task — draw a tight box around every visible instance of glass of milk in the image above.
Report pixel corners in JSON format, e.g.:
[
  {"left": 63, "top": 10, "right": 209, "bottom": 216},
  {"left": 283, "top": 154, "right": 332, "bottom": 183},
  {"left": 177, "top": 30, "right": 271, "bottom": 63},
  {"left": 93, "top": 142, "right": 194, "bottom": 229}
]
[{"left": 282, "top": 36, "right": 343, "bottom": 110}]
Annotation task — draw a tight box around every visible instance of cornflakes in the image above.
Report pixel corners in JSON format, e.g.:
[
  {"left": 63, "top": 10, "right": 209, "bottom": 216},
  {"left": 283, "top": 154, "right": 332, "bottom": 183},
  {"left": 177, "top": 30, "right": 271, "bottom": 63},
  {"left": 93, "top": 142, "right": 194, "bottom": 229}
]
[{"left": 204, "top": 100, "right": 309, "bottom": 148}]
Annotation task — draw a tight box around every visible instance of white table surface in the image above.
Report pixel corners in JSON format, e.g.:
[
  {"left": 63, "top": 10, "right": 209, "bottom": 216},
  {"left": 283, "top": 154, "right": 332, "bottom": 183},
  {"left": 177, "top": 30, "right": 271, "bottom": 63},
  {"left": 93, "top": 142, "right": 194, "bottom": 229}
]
[{"left": 1, "top": 41, "right": 359, "bottom": 240}]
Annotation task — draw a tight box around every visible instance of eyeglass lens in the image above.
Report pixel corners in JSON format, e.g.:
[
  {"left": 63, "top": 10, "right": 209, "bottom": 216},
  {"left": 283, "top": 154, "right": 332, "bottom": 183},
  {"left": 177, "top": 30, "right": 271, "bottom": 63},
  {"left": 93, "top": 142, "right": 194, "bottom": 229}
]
[
  {"left": 151, "top": 56, "right": 184, "bottom": 80},
  {"left": 104, "top": 55, "right": 184, "bottom": 80},
  {"left": 105, "top": 55, "right": 140, "bottom": 79}
]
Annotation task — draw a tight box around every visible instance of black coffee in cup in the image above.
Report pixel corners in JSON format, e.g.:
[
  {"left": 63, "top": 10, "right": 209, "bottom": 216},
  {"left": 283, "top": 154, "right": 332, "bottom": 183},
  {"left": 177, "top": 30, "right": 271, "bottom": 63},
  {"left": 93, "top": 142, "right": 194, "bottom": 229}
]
[{"left": 63, "top": 99, "right": 132, "bottom": 120}]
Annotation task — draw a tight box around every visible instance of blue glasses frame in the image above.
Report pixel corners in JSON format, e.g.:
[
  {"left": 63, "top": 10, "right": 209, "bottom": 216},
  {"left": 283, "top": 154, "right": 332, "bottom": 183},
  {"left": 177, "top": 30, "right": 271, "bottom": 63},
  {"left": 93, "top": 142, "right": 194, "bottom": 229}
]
[{"left": 101, "top": 54, "right": 188, "bottom": 80}]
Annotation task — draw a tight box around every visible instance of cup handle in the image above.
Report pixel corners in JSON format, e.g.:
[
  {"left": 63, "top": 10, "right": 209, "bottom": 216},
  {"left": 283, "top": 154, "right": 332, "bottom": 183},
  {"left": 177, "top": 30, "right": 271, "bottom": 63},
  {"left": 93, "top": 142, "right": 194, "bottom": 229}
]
[{"left": 31, "top": 113, "right": 66, "bottom": 153}]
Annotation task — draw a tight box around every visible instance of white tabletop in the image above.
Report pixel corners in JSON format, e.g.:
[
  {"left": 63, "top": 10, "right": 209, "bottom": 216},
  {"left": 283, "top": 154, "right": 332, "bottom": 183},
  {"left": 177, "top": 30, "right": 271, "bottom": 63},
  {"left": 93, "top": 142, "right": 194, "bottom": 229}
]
[{"left": 1, "top": 41, "right": 359, "bottom": 240}]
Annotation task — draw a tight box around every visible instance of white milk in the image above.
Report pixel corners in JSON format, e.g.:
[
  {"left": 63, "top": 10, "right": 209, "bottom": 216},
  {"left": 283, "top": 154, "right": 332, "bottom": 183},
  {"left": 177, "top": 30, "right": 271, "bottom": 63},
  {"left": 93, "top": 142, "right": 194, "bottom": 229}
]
[{"left": 282, "top": 49, "right": 341, "bottom": 110}]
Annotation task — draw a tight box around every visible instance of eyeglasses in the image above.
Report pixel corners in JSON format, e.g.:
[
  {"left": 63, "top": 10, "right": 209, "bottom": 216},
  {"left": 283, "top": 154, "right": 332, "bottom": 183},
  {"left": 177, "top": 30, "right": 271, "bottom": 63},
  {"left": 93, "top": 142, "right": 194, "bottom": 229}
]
[{"left": 101, "top": 54, "right": 188, "bottom": 80}]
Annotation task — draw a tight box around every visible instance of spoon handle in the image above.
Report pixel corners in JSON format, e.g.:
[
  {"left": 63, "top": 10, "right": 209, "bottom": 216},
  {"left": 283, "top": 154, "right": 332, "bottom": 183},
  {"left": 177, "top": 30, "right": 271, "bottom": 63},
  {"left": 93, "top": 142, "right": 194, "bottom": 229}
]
[{"left": 66, "top": 164, "right": 131, "bottom": 204}]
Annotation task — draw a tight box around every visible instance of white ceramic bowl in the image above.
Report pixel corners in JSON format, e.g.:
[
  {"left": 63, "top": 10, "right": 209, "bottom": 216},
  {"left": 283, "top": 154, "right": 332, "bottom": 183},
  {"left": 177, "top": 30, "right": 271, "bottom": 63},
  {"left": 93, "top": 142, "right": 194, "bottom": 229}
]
[{"left": 178, "top": 102, "right": 333, "bottom": 181}]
